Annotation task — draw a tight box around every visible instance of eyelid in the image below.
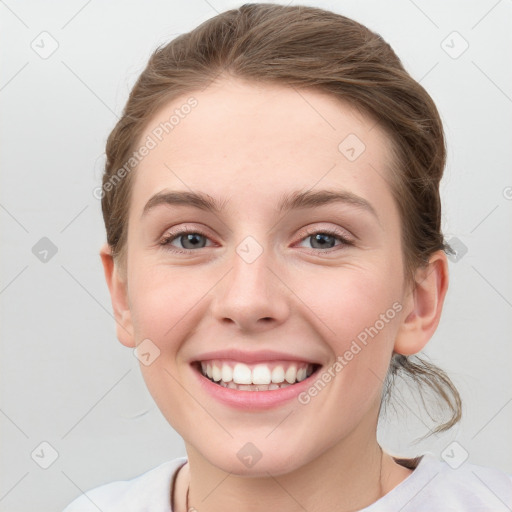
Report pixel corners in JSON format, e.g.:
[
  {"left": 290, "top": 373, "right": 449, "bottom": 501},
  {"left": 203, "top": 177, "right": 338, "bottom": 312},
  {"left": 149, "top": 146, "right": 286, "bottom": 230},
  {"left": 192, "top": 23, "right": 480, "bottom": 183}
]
[{"left": 296, "top": 224, "right": 355, "bottom": 244}]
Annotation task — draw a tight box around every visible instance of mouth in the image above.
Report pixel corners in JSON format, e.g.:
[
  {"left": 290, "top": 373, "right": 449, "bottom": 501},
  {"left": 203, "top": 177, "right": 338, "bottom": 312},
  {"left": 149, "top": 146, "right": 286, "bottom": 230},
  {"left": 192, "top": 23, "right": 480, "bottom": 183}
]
[{"left": 192, "top": 359, "right": 321, "bottom": 392}]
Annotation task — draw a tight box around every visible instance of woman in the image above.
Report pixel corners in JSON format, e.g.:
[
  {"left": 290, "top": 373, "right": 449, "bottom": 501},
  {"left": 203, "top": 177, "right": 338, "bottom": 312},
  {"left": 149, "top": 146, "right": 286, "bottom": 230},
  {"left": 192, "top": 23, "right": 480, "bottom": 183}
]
[{"left": 64, "top": 4, "right": 512, "bottom": 511}]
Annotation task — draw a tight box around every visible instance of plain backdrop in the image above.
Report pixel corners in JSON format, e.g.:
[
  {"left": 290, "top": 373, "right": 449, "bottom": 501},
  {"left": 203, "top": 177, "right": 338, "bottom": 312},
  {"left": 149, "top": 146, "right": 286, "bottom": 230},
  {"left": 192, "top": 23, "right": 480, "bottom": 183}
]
[{"left": 1, "top": 1, "right": 511, "bottom": 510}]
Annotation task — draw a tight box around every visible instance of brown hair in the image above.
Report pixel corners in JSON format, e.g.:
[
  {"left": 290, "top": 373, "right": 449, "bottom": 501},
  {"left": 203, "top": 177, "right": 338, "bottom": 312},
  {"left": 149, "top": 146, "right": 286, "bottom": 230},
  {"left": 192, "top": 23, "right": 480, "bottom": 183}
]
[{"left": 101, "top": 3, "right": 461, "bottom": 432}]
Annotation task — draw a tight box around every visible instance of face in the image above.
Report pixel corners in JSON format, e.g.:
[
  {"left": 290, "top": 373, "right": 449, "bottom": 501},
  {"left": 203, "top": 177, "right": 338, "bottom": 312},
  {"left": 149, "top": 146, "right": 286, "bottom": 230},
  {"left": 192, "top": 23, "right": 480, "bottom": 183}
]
[{"left": 118, "top": 77, "right": 414, "bottom": 475}]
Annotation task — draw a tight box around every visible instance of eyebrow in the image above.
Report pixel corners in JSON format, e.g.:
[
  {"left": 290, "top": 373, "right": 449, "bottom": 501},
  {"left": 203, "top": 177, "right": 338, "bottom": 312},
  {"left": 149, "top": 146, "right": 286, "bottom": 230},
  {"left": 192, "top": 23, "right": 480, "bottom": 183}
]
[{"left": 141, "top": 188, "right": 378, "bottom": 220}]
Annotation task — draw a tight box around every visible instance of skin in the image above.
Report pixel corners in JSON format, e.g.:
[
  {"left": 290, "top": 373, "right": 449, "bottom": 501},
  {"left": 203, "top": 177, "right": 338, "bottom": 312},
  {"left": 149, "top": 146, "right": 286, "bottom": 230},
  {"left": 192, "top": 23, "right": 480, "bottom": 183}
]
[{"left": 100, "top": 77, "right": 448, "bottom": 512}]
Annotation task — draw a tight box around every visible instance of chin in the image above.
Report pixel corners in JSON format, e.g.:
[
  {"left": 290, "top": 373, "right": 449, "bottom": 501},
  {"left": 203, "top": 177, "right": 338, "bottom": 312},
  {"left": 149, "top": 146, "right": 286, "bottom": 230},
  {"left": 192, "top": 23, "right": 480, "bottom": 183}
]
[{"left": 196, "top": 440, "right": 315, "bottom": 477}]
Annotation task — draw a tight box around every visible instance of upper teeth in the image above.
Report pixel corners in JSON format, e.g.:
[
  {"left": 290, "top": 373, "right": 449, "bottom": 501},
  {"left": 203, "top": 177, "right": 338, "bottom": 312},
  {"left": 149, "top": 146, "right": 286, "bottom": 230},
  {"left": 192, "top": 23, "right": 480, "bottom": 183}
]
[{"left": 200, "top": 360, "right": 313, "bottom": 385}]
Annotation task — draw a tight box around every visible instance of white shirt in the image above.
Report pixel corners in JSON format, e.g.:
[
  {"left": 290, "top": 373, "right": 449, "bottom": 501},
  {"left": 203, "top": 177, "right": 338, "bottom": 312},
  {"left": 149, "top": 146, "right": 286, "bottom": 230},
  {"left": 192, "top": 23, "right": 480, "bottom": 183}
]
[{"left": 63, "top": 454, "right": 512, "bottom": 511}]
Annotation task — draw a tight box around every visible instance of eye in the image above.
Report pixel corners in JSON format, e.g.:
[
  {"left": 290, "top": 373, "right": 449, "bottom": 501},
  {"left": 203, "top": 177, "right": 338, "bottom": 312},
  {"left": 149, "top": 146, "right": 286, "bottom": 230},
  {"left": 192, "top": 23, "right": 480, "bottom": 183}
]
[
  {"left": 158, "top": 226, "right": 353, "bottom": 254},
  {"left": 159, "top": 228, "right": 213, "bottom": 252},
  {"left": 297, "top": 228, "right": 353, "bottom": 251}
]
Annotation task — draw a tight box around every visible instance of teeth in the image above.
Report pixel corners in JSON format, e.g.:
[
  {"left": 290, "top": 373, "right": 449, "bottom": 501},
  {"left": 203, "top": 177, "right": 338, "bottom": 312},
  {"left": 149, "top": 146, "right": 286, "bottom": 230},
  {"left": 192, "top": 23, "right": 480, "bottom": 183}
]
[
  {"left": 222, "top": 382, "right": 292, "bottom": 391},
  {"left": 285, "top": 365, "right": 297, "bottom": 384},
  {"left": 271, "top": 366, "right": 285, "bottom": 383},
  {"left": 221, "top": 364, "right": 233, "bottom": 382},
  {"left": 212, "top": 363, "right": 222, "bottom": 382},
  {"left": 233, "top": 363, "right": 252, "bottom": 384},
  {"left": 252, "top": 364, "right": 272, "bottom": 385},
  {"left": 199, "top": 359, "right": 317, "bottom": 389}
]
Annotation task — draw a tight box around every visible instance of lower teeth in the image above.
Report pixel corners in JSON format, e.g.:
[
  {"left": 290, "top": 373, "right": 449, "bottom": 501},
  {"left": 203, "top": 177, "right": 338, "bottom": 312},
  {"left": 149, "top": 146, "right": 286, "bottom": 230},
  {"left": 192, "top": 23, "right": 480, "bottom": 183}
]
[{"left": 206, "top": 377, "right": 295, "bottom": 391}]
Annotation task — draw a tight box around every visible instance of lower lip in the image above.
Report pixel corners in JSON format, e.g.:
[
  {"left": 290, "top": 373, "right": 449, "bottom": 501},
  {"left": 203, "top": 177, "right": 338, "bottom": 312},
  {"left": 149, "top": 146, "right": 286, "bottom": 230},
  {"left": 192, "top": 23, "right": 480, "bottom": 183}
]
[{"left": 192, "top": 364, "right": 320, "bottom": 410}]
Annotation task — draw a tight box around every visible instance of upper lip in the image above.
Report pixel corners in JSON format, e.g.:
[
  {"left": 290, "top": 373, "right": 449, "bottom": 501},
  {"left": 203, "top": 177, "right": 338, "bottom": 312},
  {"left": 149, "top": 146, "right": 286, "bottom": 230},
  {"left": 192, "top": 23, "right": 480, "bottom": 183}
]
[{"left": 191, "top": 349, "right": 322, "bottom": 365}]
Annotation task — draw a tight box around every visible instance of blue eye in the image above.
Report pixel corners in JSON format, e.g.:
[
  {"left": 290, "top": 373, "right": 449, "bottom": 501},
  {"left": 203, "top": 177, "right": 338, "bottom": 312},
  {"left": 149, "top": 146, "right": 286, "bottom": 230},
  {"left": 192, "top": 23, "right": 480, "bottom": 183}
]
[
  {"left": 297, "top": 228, "right": 353, "bottom": 251},
  {"left": 308, "top": 232, "right": 337, "bottom": 249},
  {"left": 159, "top": 227, "right": 353, "bottom": 254},
  {"left": 176, "top": 233, "right": 207, "bottom": 249},
  {"left": 160, "top": 230, "right": 212, "bottom": 251}
]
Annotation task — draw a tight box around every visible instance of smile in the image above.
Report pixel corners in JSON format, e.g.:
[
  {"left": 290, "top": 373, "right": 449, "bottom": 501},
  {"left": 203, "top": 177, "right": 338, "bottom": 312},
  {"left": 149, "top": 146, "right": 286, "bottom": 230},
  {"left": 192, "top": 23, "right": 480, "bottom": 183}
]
[{"left": 196, "top": 360, "right": 318, "bottom": 391}]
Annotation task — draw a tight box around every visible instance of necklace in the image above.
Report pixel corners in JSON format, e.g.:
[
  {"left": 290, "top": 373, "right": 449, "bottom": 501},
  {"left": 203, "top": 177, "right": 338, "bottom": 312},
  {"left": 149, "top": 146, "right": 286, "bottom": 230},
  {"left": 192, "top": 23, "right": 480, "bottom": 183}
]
[
  {"left": 184, "top": 446, "right": 384, "bottom": 511},
  {"left": 377, "top": 444, "right": 384, "bottom": 498}
]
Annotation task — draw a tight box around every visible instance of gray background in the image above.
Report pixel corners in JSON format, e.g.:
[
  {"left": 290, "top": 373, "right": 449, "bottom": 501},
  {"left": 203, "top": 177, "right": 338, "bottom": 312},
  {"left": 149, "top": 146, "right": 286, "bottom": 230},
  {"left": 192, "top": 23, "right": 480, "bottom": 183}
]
[{"left": 1, "top": 1, "right": 511, "bottom": 510}]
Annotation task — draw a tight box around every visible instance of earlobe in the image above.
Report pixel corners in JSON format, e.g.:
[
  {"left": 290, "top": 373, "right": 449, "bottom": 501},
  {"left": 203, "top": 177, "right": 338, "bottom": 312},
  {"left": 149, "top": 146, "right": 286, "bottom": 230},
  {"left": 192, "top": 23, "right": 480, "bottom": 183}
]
[
  {"left": 99, "top": 243, "right": 136, "bottom": 348},
  {"left": 394, "top": 251, "right": 449, "bottom": 355}
]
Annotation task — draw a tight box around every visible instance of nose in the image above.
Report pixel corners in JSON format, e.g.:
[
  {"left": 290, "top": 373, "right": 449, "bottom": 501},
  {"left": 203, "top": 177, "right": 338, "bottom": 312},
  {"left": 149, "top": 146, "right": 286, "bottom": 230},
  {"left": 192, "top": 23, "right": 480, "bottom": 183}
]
[{"left": 210, "top": 245, "right": 290, "bottom": 333}]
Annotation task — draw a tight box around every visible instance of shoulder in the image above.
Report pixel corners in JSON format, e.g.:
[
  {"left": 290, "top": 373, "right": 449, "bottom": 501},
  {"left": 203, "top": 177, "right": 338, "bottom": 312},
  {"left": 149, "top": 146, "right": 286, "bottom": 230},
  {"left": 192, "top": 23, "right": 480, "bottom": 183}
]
[
  {"left": 423, "top": 455, "right": 512, "bottom": 510},
  {"left": 366, "top": 453, "right": 512, "bottom": 512},
  {"left": 62, "top": 457, "right": 188, "bottom": 512}
]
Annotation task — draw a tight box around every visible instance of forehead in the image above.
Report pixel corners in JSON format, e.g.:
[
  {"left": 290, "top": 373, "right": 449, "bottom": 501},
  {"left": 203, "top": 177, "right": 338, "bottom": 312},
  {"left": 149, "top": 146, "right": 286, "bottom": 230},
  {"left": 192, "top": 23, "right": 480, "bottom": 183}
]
[{"left": 129, "top": 78, "right": 395, "bottom": 218}]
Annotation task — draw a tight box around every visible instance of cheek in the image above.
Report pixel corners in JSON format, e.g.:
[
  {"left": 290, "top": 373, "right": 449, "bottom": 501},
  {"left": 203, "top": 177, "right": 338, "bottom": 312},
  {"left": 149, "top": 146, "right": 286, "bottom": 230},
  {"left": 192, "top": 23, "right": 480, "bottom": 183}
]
[
  {"left": 128, "top": 263, "right": 209, "bottom": 342},
  {"left": 126, "top": 265, "right": 208, "bottom": 430},
  {"left": 296, "top": 265, "right": 402, "bottom": 339},
  {"left": 292, "top": 265, "right": 402, "bottom": 394}
]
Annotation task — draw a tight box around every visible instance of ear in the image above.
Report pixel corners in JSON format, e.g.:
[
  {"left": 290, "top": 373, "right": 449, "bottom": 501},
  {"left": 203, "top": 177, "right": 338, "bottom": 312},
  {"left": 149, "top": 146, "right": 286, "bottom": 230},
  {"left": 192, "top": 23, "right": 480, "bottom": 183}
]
[
  {"left": 394, "top": 250, "right": 449, "bottom": 355},
  {"left": 99, "top": 243, "right": 135, "bottom": 348}
]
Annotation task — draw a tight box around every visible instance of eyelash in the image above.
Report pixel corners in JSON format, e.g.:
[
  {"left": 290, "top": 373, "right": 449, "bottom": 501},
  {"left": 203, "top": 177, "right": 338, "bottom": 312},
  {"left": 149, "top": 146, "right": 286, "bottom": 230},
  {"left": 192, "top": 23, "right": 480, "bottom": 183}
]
[{"left": 158, "top": 226, "right": 354, "bottom": 254}]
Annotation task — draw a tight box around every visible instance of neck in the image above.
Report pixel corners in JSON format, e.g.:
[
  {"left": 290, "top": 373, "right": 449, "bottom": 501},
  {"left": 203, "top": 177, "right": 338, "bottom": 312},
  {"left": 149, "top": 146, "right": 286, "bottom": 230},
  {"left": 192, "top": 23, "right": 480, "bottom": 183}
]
[{"left": 177, "top": 422, "right": 410, "bottom": 512}]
